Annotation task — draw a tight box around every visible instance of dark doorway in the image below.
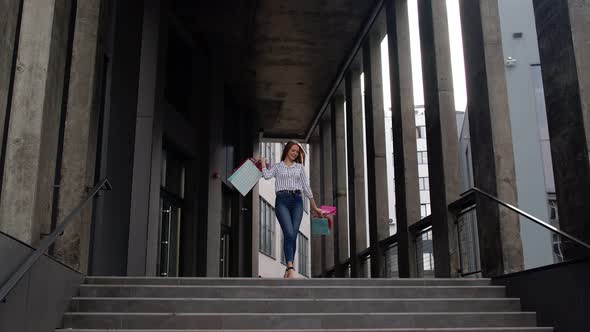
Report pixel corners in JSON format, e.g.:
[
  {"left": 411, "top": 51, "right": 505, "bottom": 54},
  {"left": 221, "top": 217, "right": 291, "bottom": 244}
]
[{"left": 219, "top": 186, "right": 235, "bottom": 277}]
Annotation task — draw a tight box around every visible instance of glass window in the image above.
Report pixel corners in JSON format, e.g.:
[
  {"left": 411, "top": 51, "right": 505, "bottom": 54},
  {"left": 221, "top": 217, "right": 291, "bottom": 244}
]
[
  {"left": 260, "top": 142, "right": 273, "bottom": 166},
  {"left": 297, "top": 233, "right": 309, "bottom": 276},
  {"left": 280, "top": 232, "right": 286, "bottom": 265},
  {"left": 259, "top": 198, "right": 275, "bottom": 257},
  {"left": 417, "top": 151, "right": 428, "bottom": 165},
  {"left": 416, "top": 126, "right": 426, "bottom": 139},
  {"left": 420, "top": 203, "right": 431, "bottom": 218},
  {"left": 419, "top": 177, "right": 429, "bottom": 191},
  {"left": 266, "top": 143, "right": 273, "bottom": 165}
]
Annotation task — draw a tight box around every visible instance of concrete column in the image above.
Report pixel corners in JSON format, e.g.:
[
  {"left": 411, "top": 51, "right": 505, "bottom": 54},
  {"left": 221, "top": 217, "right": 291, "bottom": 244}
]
[
  {"left": 347, "top": 69, "right": 368, "bottom": 255},
  {"left": 386, "top": 0, "right": 421, "bottom": 277},
  {"left": 348, "top": 67, "right": 369, "bottom": 265},
  {"left": 331, "top": 96, "right": 350, "bottom": 275},
  {"left": 52, "top": 0, "right": 103, "bottom": 273},
  {"left": 0, "top": 0, "right": 22, "bottom": 163},
  {"left": 459, "top": 0, "right": 524, "bottom": 275},
  {"left": 309, "top": 134, "right": 323, "bottom": 277},
  {"left": 330, "top": 101, "right": 342, "bottom": 276},
  {"left": 89, "top": 0, "right": 144, "bottom": 276},
  {"left": 0, "top": 0, "right": 72, "bottom": 244},
  {"left": 417, "top": 0, "right": 462, "bottom": 277},
  {"left": 205, "top": 54, "right": 225, "bottom": 277},
  {"left": 250, "top": 140, "right": 261, "bottom": 277},
  {"left": 570, "top": 1, "right": 590, "bottom": 165},
  {"left": 368, "top": 28, "right": 391, "bottom": 244},
  {"left": 320, "top": 114, "right": 335, "bottom": 273},
  {"left": 532, "top": 0, "right": 590, "bottom": 254},
  {"left": 126, "top": 0, "right": 166, "bottom": 276},
  {"left": 362, "top": 33, "right": 389, "bottom": 277}
]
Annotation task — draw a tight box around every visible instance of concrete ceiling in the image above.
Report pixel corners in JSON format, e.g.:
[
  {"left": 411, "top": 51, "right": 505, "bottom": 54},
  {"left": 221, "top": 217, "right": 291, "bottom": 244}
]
[
  {"left": 173, "top": 0, "right": 376, "bottom": 139},
  {"left": 254, "top": 0, "right": 375, "bottom": 139}
]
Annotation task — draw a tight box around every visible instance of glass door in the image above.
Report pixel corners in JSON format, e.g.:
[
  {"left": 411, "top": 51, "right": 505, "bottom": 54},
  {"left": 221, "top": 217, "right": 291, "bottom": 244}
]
[
  {"left": 219, "top": 187, "right": 234, "bottom": 277},
  {"left": 159, "top": 197, "right": 182, "bottom": 277},
  {"left": 220, "top": 226, "right": 230, "bottom": 277},
  {"left": 158, "top": 147, "right": 185, "bottom": 277}
]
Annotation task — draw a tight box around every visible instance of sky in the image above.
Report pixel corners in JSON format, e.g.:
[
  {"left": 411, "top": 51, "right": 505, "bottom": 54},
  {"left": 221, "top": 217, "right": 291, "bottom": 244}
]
[{"left": 381, "top": 0, "right": 467, "bottom": 113}]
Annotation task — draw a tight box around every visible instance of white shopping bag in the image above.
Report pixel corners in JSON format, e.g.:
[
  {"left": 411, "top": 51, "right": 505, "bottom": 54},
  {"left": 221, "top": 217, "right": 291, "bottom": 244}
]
[{"left": 228, "top": 159, "right": 262, "bottom": 196}]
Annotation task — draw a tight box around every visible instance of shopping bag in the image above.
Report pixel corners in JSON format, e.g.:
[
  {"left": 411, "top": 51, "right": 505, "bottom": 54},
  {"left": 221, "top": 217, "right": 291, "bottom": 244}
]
[
  {"left": 318, "top": 206, "right": 335, "bottom": 230},
  {"left": 320, "top": 205, "right": 337, "bottom": 216},
  {"left": 311, "top": 217, "right": 330, "bottom": 236},
  {"left": 228, "top": 158, "right": 262, "bottom": 196}
]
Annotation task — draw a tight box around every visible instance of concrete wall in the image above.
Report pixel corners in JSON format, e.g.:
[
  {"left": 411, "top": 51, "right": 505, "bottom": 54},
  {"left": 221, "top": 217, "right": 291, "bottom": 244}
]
[
  {"left": 0, "top": 232, "right": 84, "bottom": 332},
  {"left": 53, "top": 0, "right": 103, "bottom": 274},
  {"left": 205, "top": 54, "right": 224, "bottom": 277},
  {"left": 0, "top": 0, "right": 22, "bottom": 164},
  {"left": 497, "top": 0, "right": 554, "bottom": 269},
  {"left": 0, "top": 0, "right": 72, "bottom": 245},
  {"left": 493, "top": 258, "right": 590, "bottom": 332}
]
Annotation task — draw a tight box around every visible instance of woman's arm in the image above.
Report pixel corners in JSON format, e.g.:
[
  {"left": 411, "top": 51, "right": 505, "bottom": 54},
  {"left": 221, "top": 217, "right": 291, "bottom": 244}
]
[
  {"left": 259, "top": 158, "right": 277, "bottom": 180},
  {"left": 301, "top": 166, "right": 324, "bottom": 216},
  {"left": 309, "top": 197, "right": 324, "bottom": 217}
]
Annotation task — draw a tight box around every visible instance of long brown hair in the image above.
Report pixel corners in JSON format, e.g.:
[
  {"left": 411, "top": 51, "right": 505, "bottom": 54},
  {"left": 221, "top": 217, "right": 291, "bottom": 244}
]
[{"left": 281, "top": 141, "right": 306, "bottom": 165}]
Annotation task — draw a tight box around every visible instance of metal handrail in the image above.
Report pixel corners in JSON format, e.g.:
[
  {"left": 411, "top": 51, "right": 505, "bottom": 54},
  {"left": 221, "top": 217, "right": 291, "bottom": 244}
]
[
  {"left": 461, "top": 187, "right": 590, "bottom": 251},
  {"left": 0, "top": 179, "right": 111, "bottom": 302}
]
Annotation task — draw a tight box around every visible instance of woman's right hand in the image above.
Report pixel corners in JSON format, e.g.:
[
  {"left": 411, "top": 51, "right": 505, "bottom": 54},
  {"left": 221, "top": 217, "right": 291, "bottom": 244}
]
[
  {"left": 312, "top": 207, "right": 325, "bottom": 218},
  {"left": 255, "top": 156, "right": 267, "bottom": 169}
]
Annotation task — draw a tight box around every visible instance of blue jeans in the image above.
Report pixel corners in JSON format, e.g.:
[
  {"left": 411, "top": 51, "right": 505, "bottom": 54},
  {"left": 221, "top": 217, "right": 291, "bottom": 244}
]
[{"left": 275, "top": 191, "right": 303, "bottom": 264}]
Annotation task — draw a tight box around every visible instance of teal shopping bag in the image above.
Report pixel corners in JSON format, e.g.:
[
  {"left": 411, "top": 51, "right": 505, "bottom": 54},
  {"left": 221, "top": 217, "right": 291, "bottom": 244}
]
[
  {"left": 228, "top": 159, "right": 262, "bottom": 197},
  {"left": 311, "top": 218, "right": 330, "bottom": 236}
]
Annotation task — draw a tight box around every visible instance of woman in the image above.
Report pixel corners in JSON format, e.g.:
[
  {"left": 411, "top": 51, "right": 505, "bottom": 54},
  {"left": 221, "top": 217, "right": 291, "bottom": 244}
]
[{"left": 258, "top": 141, "right": 323, "bottom": 278}]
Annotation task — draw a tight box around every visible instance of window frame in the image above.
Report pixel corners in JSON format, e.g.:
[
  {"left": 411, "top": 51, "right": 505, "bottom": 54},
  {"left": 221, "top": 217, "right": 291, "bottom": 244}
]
[
  {"left": 417, "top": 151, "right": 428, "bottom": 165},
  {"left": 419, "top": 177, "right": 430, "bottom": 191},
  {"left": 297, "top": 232, "right": 309, "bottom": 276},
  {"left": 416, "top": 125, "right": 426, "bottom": 139},
  {"left": 420, "top": 203, "right": 431, "bottom": 218},
  {"left": 259, "top": 198, "right": 276, "bottom": 258}
]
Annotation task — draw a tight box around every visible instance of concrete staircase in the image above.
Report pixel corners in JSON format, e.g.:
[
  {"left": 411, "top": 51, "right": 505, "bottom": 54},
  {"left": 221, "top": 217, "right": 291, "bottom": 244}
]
[{"left": 55, "top": 277, "right": 552, "bottom": 332}]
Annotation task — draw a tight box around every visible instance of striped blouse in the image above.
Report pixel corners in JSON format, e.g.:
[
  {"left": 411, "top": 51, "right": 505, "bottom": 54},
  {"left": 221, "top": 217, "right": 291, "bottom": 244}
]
[{"left": 262, "top": 161, "right": 314, "bottom": 199}]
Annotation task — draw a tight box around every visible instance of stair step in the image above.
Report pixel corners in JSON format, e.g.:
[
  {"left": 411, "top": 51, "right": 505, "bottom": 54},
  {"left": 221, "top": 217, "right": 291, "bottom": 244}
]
[
  {"left": 78, "top": 285, "right": 506, "bottom": 299},
  {"left": 61, "top": 278, "right": 549, "bottom": 330},
  {"left": 61, "top": 312, "right": 537, "bottom": 329},
  {"left": 69, "top": 297, "right": 521, "bottom": 313},
  {"left": 84, "top": 277, "right": 492, "bottom": 287},
  {"left": 56, "top": 329, "right": 554, "bottom": 332}
]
